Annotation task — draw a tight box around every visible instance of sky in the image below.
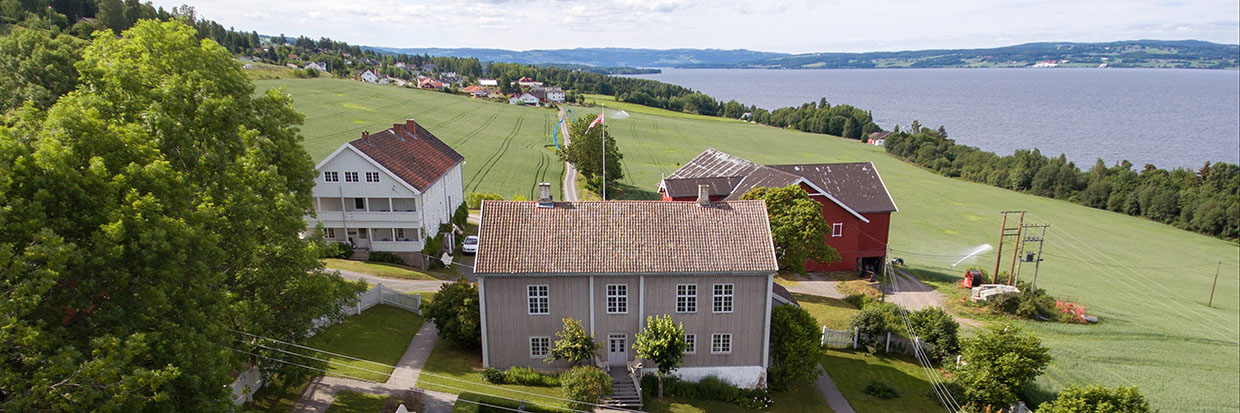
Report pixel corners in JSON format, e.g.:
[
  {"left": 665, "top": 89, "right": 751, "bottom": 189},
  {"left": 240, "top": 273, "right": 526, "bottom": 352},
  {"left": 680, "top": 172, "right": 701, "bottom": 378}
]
[{"left": 151, "top": 0, "right": 1240, "bottom": 53}]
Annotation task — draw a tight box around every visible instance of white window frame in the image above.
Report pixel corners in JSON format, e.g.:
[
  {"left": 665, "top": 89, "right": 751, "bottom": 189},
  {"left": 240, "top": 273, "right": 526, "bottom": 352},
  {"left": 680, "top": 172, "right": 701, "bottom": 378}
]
[
  {"left": 711, "top": 333, "right": 732, "bottom": 354},
  {"left": 325, "top": 228, "right": 336, "bottom": 238},
  {"left": 365, "top": 172, "right": 380, "bottom": 183},
  {"left": 676, "top": 284, "right": 697, "bottom": 313},
  {"left": 832, "top": 222, "right": 843, "bottom": 237},
  {"left": 606, "top": 284, "right": 628, "bottom": 314},
  {"left": 712, "top": 283, "right": 734, "bottom": 313},
  {"left": 324, "top": 171, "right": 339, "bottom": 182},
  {"left": 529, "top": 336, "right": 550, "bottom": 358},
  {"left": 527, "top": 285, "right": 549, "bottom": 315},
  {"left": 685, "top": 334, "right": 696, "bottom": 354},
  {"left": 344, "top": 171, "right": 359, "bottom": 182}
]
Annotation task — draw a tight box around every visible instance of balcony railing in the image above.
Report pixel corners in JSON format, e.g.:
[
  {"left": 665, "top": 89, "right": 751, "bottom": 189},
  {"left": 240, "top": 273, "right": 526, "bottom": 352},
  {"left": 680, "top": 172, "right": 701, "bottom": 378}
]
[{"left": 313, "top": 210, "right": 420, "bottom": 223}]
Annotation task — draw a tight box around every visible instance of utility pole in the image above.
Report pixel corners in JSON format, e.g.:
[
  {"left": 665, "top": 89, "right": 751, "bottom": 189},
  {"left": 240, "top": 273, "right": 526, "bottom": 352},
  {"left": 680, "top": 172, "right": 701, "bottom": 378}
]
[
  {"left": 993, "top": 211, "right": 1026, "bottom": 284},
  {"left": 1209, "top": 261, "right": 1220, "bottom": 307},
  {"left": 1016, "top": 224, "right": 1050, "bottom": 291}
]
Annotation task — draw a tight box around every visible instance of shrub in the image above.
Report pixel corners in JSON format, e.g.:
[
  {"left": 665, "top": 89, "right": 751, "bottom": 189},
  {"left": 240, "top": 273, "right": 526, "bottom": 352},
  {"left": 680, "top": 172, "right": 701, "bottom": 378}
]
[
  {"left": 990, "top": 292, "right": 1022, "bottom": 314},
  {"left": 320, "top": 241, "right": 353, "bottom": 259},
  {"left": 480, "top": 367, "right": 505, "bottom": 384},
  {"left": 561, "top": 366, "right": 611, "bottom": 412},
  {"left": 504, "top": 366, "right": 558, "bottom": 387},
  {"left": 769, "top": 305, "right": 820, "bottom": 390},
  {"left": 863, "top": 380, "right": 900, "bottom": 399},
  {"left": 422, "top": 234, "right": 444, "bottom": 269},
  {"left": 640, "top": 374, "right": 771, "bottom": 409},
  {"left": 907, "top": 307, "right": 960, "bottom": 362},
  {"left": 850, "top": 307, "right": 892, "bottom": 354},
  {"left": 467, "top": 192, "right": 503, "bottom": 209},
  {"left": 367, "top": 251, "right": 404, "bottom": 264},
  {"left": 1036, "top": 385, "right": 1151, "bottom": 413},
  {"left": 453, "top": 203, "right": 469, "bottom": 228},
  {"left": 843, "top": 294, "right": 868, "bottom": 309},
  {"left": 423, "top": 280, "right": 480, "bottom": 347}
]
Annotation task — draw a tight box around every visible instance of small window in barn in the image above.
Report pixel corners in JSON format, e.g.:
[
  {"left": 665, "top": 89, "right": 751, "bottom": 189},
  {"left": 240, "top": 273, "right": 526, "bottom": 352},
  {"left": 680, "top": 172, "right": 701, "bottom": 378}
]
[{"left": 832, "top": 222, "right": 843, "bottom": 237}]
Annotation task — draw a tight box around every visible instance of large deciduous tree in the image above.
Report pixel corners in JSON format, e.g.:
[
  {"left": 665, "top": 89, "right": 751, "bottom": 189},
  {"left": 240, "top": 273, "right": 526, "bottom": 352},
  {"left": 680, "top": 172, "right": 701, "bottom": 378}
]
[
  {"left": 741, "top": 185, "right": 841, "bottom": 274},
  {"left": 559, "top": 116, "right": 623, "bottom": 196},
  {"left": 424, "top": 280, "right": 481, "bottom": 347},
  {"left": 0, "top": 20, "right": 362, "bottom": 411},
  {"left": 546, "top": 318, "right": 600, "bottom": 367},
  {"left": 0, "top": 27, "right": 84, "bottom": 113},
  {"left": 633, "top": 315, "right": 686, "bottom": 398},
  {"left": 954, "top": 323, "right": 1051, "bottom": 411}
]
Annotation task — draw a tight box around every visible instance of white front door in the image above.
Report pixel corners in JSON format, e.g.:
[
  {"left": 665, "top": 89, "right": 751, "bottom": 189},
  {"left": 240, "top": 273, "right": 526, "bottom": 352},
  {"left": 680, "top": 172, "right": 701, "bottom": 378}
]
[
  {"left": 607, "top": 334, "right": 627, "bottom": 365},
  {"left": 348, "top": 229, "right": 370, "bottom": 249}
]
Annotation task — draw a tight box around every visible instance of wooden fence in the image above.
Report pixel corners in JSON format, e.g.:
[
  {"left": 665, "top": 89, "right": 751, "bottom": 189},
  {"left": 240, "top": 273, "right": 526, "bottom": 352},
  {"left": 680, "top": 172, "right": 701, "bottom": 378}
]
[
  {"left": 313, "top": 283, "right": 421, "bottom": 328},
  {"left": 820, "top": 326, "right": 935, "bottom": 357}
]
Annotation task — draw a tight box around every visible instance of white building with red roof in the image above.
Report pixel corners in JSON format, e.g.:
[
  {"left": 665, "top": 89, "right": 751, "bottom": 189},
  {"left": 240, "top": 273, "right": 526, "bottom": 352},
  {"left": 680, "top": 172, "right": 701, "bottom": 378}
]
[{"left": 307, "top": 119, "right": 465, "bottom": 265}]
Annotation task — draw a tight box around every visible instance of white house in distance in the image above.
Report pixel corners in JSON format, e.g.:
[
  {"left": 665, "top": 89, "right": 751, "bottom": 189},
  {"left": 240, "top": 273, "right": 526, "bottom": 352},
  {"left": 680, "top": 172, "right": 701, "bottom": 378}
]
[
  {"left": 360, "top": 69, "right": 379, "bottom": 83},
  {"left": 479, "top": 78, "right": 498, "bottom": 87},
  {"left": 307, "top": 119, "right": 465, "bottom": 265}
]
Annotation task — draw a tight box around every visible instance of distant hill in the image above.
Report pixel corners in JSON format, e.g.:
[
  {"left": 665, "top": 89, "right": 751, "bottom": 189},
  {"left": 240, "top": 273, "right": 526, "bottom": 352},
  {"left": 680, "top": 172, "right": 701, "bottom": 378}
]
[
  {"left": 362, "top": 47, "right": 787, "bottom": 68},
  {"left": 689, "top": 40, "right": 1239, "bottom": 69}
]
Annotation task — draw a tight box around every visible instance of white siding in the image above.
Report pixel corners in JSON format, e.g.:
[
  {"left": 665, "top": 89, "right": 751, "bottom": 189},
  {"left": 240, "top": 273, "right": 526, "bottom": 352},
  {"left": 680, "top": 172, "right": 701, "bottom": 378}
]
[{"left": 312, "top": 147, "right": 418, "bottom": 199}]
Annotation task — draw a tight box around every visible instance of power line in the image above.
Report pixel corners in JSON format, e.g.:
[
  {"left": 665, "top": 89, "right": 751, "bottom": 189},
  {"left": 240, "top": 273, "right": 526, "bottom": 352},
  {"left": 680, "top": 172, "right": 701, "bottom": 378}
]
[{"left": 881, "top": 257, "right": 962, "bottom": 412}]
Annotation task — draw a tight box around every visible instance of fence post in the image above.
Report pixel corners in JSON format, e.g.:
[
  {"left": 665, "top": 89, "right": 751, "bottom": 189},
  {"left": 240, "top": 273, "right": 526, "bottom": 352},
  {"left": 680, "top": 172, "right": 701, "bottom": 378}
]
[
  {"left": 821, "top": 325, "right": 827, "bottom": 346},
  {"left": 853, "top": 326, "right": 859, "bottom": 349},
  {"left": 415, "top": 293, "right": 422, "bottom": 315},
  {"left": 885, "top": 332, "right": 891, "bottom": 353}
]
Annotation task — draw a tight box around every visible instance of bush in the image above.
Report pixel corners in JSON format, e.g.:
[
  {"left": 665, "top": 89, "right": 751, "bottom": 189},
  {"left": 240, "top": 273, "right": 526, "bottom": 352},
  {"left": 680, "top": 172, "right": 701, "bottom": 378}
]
[
  {"left": 769, "top": 305, "right": 820, "bottom": 390},
  {"left": 367, "top": 251, "right": 404, "bottom": 264},
  {"left": 863, "top": 380, "right": 900, "bottom": 399},
  {"left": 422, "top": 234, "right": 444, "bottom": 269},
  {"left": 504, "top": 366, "right": 558, "bottom": 387},
  {"left": 843, "top": 294, "right": 868, "bottom": 309},
  {"left": 640, "top": 374, "right": 771, "bottom": 409},
  {"left": 453, "top": 203, "right": 469, "bottom": 228},
  {"left": 423, "top": 280, "right": 480, "bottom": 347},
  {"left": 481, "top": 367, "right": 505, "bottom": 384},
  {"left": 1036, "top": 385, "right": 1151, "bottom": 413},
  {"left": 467, "top": 192, "right": 503, "bottom": 209},
  {"left": 850, "top": 307, "right": 891, "bottom": 354},
  {"left": 907, "top": 307, "right": 960, "bottom": 362},
  {"left": 320, "top": 241, "right": 353, "bottom": 259},
  {"left": 561, "top": 366, "right": 611, "bottom": 412}
]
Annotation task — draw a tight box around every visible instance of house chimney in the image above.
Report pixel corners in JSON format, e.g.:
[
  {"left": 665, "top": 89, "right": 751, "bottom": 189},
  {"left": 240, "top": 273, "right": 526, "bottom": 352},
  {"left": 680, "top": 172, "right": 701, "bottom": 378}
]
[
  {"left": 697, "top": 184, "right": 711, "bottom": 207},
  {"left": 537, "top": 182, "right": 553, "bottom": 207}
]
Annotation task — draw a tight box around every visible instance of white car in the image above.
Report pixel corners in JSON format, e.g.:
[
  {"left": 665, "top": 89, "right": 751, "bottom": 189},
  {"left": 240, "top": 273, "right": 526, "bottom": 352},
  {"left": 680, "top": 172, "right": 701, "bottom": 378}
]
[{"left": 462, "top": 235, "right": 479, "bottom": 254}]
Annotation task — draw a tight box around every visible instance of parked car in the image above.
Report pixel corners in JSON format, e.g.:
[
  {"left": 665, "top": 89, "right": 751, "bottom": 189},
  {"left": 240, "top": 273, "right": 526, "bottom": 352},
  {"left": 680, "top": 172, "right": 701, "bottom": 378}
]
[{"left": 462, "top": 235, "right": 479, "bottom": 254}]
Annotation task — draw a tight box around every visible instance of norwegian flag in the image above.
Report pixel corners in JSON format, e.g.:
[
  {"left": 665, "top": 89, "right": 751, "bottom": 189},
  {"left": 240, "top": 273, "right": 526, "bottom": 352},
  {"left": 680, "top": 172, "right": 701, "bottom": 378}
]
[{"left": 587, "top": 112, "right": 604, "bottom": 130}]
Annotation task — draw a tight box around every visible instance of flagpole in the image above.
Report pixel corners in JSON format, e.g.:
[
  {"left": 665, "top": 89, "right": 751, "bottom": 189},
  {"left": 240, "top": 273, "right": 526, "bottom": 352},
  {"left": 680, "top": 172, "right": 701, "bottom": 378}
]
[{"left": 601, "top": 104, "right": 606, "bottom": 201}]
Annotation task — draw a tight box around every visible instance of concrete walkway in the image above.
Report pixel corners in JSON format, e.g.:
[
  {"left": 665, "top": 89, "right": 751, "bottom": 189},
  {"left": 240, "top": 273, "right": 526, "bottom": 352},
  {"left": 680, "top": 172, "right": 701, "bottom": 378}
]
[
  {"left": 332, "top": 269, "right": 448, "bottom": 293},
  {"left": 815, "top": 365, "right": 856, "bottom": 413},
  {"left": 293, "top": 315, "right": 457, "bottom": 412}
]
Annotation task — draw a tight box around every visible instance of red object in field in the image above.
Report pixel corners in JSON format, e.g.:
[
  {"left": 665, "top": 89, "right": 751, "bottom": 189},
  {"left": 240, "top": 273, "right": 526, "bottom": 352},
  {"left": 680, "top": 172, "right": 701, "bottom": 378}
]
[{"left": 962, "top": 270, "right": 983, "bottom": 288}]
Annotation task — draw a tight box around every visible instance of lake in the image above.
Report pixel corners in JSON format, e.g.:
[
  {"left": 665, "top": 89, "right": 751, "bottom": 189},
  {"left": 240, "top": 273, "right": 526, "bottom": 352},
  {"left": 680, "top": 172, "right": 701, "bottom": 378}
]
[{"left": 624, "top": 68, "right": 1240, "bottom": 169}]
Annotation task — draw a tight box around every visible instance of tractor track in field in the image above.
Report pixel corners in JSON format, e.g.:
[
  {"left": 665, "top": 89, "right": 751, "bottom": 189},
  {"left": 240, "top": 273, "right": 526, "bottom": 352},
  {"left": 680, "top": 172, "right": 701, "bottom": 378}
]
[
  {"left": 453, "top": 107, "right": 504, "bottom": 147},
  {"left": 528, "top": 145, "right": 547, "bottom": 199},
  {"left": 429, "top": 103, "right": 482, "bottom": 131},
  {"left": 466, "top": 115, "right": 524, "bottom": 194}
]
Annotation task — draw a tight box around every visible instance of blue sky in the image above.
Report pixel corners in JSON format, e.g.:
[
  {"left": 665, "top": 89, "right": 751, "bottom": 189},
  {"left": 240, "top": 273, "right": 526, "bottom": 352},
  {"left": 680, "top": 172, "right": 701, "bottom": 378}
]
[{"left": 157, "top": 0, "right": 1240, "bottom": 53}]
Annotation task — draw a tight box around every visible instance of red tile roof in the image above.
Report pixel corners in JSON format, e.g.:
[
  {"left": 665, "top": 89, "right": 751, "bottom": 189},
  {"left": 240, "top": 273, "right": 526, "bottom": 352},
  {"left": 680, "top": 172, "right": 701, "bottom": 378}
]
[
  {"left": 349, "top": 120, "right": 464, "bottom": 191},
  {"left": 475, "top": 200, "right": 778, "bottom": 275}
]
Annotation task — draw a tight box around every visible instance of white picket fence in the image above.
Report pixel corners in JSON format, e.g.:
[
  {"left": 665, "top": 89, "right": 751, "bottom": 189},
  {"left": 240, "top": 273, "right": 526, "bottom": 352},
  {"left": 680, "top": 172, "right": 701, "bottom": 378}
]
[
  {"left": 313, "top": 283, "right": 422, "bottom": 329},
  {"left": 820, "top": 326, "right": 935, "bottom": 357}
]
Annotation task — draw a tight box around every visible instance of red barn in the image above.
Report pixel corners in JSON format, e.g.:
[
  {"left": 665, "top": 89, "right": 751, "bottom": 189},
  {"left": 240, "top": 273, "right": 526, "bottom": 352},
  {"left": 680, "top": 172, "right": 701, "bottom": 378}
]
[{"left": 658, "top": 149, "right": 897, "bottom": 273}]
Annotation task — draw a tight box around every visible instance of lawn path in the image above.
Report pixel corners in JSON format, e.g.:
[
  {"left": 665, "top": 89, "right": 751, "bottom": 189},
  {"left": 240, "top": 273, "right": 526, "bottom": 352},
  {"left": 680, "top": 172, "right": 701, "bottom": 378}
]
[
  {"left": 333, "top": 269, "right": 447, "bottom": 292},
  {"left": 815, "top": 366, "right": 856, "bottom": 413},
  {"left": 559, "top": 106, "right": 578, "bottom": 201},
  {"left": 293, "top": 321, "right": 454, "bottom": 412}
]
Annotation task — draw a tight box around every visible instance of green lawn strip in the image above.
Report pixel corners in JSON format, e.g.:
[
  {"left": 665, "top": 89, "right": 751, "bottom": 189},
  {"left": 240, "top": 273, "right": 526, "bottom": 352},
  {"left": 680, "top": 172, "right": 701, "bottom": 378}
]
[
  {"left": 240, "top": 374, "right": 307, "bottom": 413},
  {"left": 794, "top": 293, "right": 860, "bottom": 330},
  {"left": 327, "top": 391, "right": 390, "bottom": 412},
  {"left": 322, "top": 258, "right": 445, "bottom": 280},
  {"left": 417, "top": 344, "right": 567, "bottom": 410},
  {"left": 642, "top": 379, "right": 831, "bottom": 413},
  {"left": 820, "top": 350, "right": 943, "bottom": 413},
  {"left": 581, "top": 94, "right": 741, "bottom": 122},
  {"left": 306, "top": 305, "right": 424, "bottom": 382},
  {"left": 452, "top": 392, "right": 568, "bottom": 413}
]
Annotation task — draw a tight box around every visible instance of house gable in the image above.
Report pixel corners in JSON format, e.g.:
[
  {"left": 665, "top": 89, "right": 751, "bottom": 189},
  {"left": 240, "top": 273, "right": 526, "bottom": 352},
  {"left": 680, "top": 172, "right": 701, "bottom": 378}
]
[{"left": 314, "top": 145, "right": 420, "bottom": 197}]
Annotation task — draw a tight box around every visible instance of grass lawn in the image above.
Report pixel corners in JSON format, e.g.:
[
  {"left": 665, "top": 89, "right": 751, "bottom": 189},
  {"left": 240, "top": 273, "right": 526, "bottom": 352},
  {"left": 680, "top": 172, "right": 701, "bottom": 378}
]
[
  {"left": 794, "top": 293, "right": 860, "bottom": 330},
  {"left": 417, "top": 344, "right": 567, "bottom": 410},
  {"left": 820, "top": 350, "right": 943, "bottom": 413},
  {"left": 643, "top": 379, "right": 832, "bottom": 413},
  {"left": 323, "top": 258, "right": 461, "bottom": 281},
  {"left": 240, "top": 374, "right": 306, "bottom": 413},
  {"left": 260, "top": 78, "right": 1240, "bottom": 411},
  {"left": 581, "top": 94, "right": 741, "bottom": 123},
  {"left": 306, "top": 305, "right": 423, "bottom": 382},
  {"left": 327, "top": 391, "right": 390, "bottom": 412}
]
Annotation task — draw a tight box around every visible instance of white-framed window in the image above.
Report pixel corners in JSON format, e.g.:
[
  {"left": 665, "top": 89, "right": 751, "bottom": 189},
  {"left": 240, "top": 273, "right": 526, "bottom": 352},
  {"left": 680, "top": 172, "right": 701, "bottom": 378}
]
[
  {"left": 324, "top": 171, "right": 339, "bottom": 182},
  {"left": 832, "top": 222, "right": 843, "bottom": 237},
  {"left": 685, "top": 334, "right": 696, "bottom": 354},
  {"left": 365, "top": 172, "right": 380, "bottom": 183},
  {"left": 676, "top": 284, "right": 697, "bottom": 313},
  {"left": 529, "top": 336, "right": 550, "bottom": 358},
  {"left": 527, "top": 285, "right": 549, "bottom": 314},
  {"left": 325, "top": 228, "right": 336, "bottom": 238},
  {"left": 344, "top": 172, "right": 359, "bottom": 182},
  {"left": 711, "top": 333, "right": 732, "bottom": 354},
  {"left": 606, "top": 284, "right": 628, "bottom": 314},
  {"left": 712, "top": 283, "right": 734, "bottom": 313}
]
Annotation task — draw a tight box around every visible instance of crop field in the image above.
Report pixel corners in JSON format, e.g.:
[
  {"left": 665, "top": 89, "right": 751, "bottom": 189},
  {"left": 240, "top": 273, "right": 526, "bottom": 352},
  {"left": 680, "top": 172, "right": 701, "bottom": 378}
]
[{"left": 256, "top": 78, "right": 1239, "bottom": 411}]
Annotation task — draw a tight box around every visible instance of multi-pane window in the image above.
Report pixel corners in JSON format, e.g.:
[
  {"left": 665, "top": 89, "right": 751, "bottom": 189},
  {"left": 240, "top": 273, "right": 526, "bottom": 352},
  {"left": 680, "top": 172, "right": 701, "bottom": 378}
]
[
  {"left": 527, "top": 285, "right": 549, "bottom": 314},
  {"left": 344, "top": 172, "right": 359, "bottom": 182},
  {"left": 324, "top": 171, "right": 339, "bottom": 182},
  {"left": 685, "top": 334, "right": 696, "bottom": 354},
  {"left": 530, "top": 336, "right": 550, "bottom": 358},
  {"left": 606, "top": 284, "right": 628, "bottom": 314},
  {"left": 676, "top": 284, "right": 697, "bottom": 313},
  {"left": 712, "top": 283, "right": 734, "bottom": 313},
  {"left": 832, "top": 222, "right": 843, "bottom": 237},
  {"left": 325, "top": 228, "right": 336, "bottom": 238},
  {"left": 711, "top": 333, "right": 732, "bottom": 354},
  {"left": 365, "top": 172, "right": 380, "bottom": 183}
]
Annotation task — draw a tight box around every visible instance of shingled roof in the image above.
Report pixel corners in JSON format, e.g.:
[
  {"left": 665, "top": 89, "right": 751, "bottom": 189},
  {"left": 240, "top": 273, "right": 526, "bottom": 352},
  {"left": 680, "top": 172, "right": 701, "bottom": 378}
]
[
  {"left": 475, "top": 200, "right": 778, "bottom": 275},
  {"left": 768, "top": 163, "right": 897, "bottom": 213},
  {"left": 346, "top": 120, "right": 464, "bottom": 191}
]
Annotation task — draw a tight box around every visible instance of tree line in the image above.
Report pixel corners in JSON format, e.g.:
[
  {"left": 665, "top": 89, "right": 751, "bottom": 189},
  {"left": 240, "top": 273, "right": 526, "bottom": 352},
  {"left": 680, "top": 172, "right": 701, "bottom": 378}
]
[{"left": 884, "top": 124, "right": 1240, "bottom": 240}]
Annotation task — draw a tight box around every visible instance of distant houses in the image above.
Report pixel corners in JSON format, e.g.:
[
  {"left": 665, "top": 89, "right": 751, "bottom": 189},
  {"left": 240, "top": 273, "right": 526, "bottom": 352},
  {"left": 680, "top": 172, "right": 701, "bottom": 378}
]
[
  {"left": 359, "top": 69, "right": 379, "bottom": 83},
  {"left": 418, "top": 78, "right": 446, "bottom": 90},
  {"left": 866, "top": 131, "right": 891, "bottom": 146},
  {"left": 479, "top": 78, "right": 498, "bottom": 87},
  {"left": 516, "top": 76, "right": 543, "bottom": 88},
  {"left": 304, "top": 62, "right": 328, "bottom": 71}
]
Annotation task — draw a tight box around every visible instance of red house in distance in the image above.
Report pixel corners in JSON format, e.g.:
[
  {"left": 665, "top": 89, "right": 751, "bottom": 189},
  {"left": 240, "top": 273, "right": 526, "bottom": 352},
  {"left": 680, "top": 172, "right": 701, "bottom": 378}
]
[{"left": 658, "top": 149, "right": 897, "bottom": 273}]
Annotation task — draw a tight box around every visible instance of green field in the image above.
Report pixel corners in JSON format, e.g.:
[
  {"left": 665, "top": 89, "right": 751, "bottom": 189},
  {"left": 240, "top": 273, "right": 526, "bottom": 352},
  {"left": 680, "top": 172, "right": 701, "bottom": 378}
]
[{"left": 255, "top": 78, "right": 1240, "bottom": 411}]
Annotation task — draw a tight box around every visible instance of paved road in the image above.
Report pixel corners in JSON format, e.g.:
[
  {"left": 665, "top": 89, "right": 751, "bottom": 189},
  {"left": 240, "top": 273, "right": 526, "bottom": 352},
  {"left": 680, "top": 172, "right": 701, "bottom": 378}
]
[
  {"left": 887, "top": 268, "right": 983, "bottom": 328},
  {"left": 559, "top": 107, "right": 578, "bottom": 202},
  {"left": 332, "top": 269, "right": 448, "bottom": 292}
]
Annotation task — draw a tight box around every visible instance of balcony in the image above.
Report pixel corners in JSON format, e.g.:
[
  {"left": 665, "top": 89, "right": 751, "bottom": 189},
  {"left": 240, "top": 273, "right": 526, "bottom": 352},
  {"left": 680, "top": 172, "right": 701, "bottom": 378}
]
[{"left": 313, "top": 210, "right": 420, "bottom": 224}]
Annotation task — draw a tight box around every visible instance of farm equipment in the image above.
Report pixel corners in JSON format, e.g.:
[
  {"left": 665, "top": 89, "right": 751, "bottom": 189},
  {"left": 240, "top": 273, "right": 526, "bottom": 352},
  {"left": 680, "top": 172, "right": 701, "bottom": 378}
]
[{"left": 961, "top": 269, "right": 984, "bottom": 288}]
